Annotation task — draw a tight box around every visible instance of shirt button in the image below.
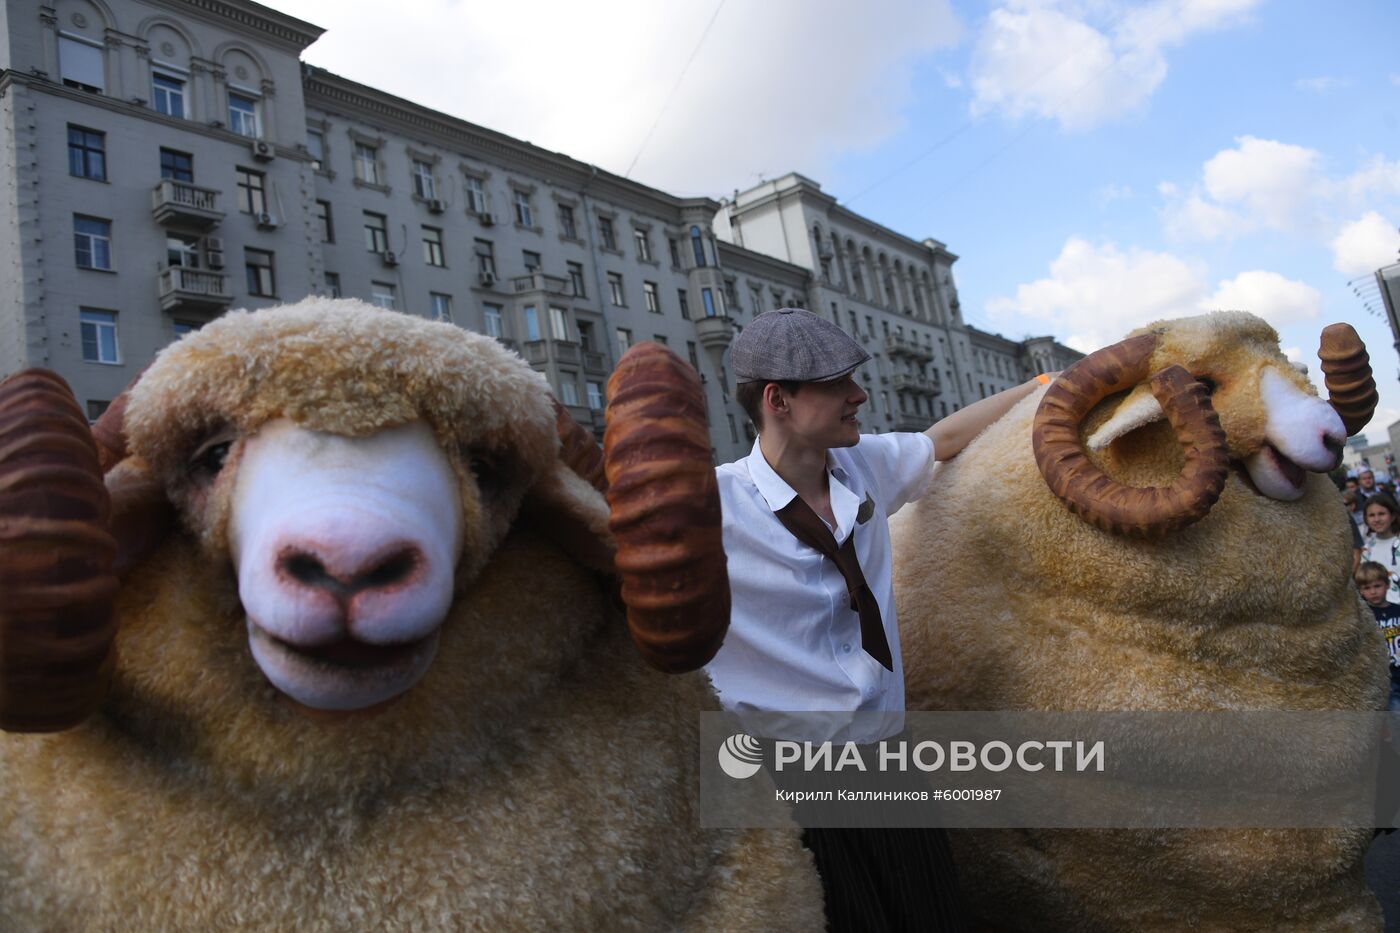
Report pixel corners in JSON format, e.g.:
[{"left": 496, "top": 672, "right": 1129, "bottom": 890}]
[{"left": 841, "top": 643, "right": 852, "bottom": 654}]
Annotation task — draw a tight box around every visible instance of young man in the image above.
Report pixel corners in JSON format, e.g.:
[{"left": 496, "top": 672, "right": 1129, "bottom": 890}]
[{"left": 705, "top": 308, "right": 1052, "bottom": 932}]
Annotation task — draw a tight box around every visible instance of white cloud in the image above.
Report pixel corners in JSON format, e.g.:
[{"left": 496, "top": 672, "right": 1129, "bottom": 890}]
[
  {"left": 1096, "top": 182, "right": 1133, "bottom": 205},
  {"left": 271, "top": 0, "right": 961, "bottom": 195},
  {"left": 967, "top": 0, "right": 1261, "bottom": 131},
  {"left": 1162, "top": 136, "right": 1325, "bottom": 238},
  {"left": 1203, "top": 271, "right": 1321, "bottom": 327},
  {"left": 986, "top": 237, "right": 1208, "bottom": 351},
  {"left": 1294, "top": 76, "right": 1351, "bottom": 92},
  {"left": 1331, "top": 212, "right": 1400, "bottom": 276}
]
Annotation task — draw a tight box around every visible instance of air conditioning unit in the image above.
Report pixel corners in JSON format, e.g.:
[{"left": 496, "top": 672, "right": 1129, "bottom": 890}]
[
  {"left": 381, "top": 251, "right": 399, "bottom": 267},
  {"left": 478, "top": 271, "right": 496, "bottom": 287},
  {"left": 427, "top": 198, "right": 446, "bottom": 214},
  {"left": 205, "top": 245, "right": 225, "bottom": 269},
  {"left": 251, "top": 139, "right": 276, "bottom": 161},
  {"left": 255, "top": 212, "right": 280, "bottom": 229},
  {"left": 478, "top": 212, "right": 495, "bottom": 227}
]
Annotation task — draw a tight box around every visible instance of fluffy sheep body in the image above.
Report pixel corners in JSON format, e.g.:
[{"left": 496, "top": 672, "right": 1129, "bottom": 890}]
[
  {"left": 0, "top": 298, "right": 822, "bottom": 929},
  {"left": 892, "top": 312, "right": 1387, "bottom": 930}
]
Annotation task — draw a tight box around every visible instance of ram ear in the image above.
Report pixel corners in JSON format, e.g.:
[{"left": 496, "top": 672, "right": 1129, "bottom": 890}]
[
  {"left": 1085, "top": 382, "right": 1165, "bottom": 451},
  {"left": 518, "top": 459, "right": 616, "bottom": 575}
]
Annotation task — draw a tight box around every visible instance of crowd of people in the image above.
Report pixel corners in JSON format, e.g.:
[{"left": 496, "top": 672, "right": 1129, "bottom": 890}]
[{"left": 1347, "top": 467, "right": 1400, "bottom": 713}]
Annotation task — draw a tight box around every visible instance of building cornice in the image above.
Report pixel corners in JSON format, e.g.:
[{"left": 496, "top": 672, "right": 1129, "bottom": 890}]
[
  {"left": 0, "top": 70, "right": 312, "bottom": 161},
  {"left": 147, "top": 0, "right": 324, "bottom": 51},
  {"left": 302, "top": 68, "right": 718, "bottom": 223},
  {"left": 717, "top": 240, "right": 810, "bottom": 285}
]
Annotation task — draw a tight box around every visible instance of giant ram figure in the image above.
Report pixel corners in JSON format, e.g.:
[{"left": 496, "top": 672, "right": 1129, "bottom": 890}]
[
  {"left": 0, "top": 297, "right": 824, "bottom": 929},
  {"left": 893, "top": 312, "right": 1387, "bottom": 930}
]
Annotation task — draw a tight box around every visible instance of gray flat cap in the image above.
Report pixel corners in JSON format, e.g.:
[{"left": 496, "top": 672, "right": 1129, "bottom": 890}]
[{"left": 731, "top": 308, "right": 871, "bottom": 383}]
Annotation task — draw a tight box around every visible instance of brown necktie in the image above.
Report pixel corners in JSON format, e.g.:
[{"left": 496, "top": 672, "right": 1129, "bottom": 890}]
[{"left": 773, "top": 497, "right": 893, "bottom": 671}]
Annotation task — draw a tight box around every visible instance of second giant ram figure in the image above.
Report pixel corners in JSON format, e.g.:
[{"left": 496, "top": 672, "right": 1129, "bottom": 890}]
[
  {"left": 0, "top": 298, "right": 824, "bottom": 929},
  {"left": 893, "top": 312, "right": 1387, "bottom": 930}
]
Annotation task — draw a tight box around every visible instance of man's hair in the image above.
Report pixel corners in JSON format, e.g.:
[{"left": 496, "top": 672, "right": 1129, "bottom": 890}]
[
  {"left": 735, "top": 379, "right": 802, "bottom": 431},
  {"left": 1356, "top": 561, "right": 1391, "bottom": 587}
]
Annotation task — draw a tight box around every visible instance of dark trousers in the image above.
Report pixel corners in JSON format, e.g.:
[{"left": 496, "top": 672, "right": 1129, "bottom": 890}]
[{"left": 800, "top": 826, "right": 968, "bottom": 933}]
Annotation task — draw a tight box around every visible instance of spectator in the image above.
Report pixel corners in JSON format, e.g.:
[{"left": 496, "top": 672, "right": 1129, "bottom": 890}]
[
  {"left": 1357, "top": 468, "right": 1380, "bottom": 505},
  {"left": 1361, "top": 492, "right": 1400, "bottom": 605},
  {"left": 1344, "top": 490, "right": 1364, "bottom": 528},
  {"left": 1356, "top": 561, "right": 1400, "bottom": 712}
]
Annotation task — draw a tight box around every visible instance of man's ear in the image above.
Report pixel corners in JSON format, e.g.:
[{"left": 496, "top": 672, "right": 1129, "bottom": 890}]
[{"left": 762, "top": 382, "right": 787, "bottom": 420}]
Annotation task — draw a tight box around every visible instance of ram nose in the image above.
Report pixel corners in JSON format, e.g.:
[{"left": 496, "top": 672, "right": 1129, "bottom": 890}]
[{"left": 277, "top": 541, "right": 424, "bottom": 605}]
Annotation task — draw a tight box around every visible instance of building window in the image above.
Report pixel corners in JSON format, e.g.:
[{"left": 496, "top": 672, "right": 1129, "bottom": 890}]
[
  {"left": 79, "top": 309, "right": 119, "bottom": 363},
  {"left": 701, "top": 287, "right": 718, "bottom": 318},
  {"left": 724, "top": 279, "right": 739, "bottom": 314},
  {"left": 316, "top": 201, "right": 334, "bottom": 243},
  {"left": 166, "top": 233, "right": 199, "bottom": 268},
  {"left": 160, "top": 148, "right": 193, "bottom": 181},
  {"left": 567, "top": 261, "right": 586, "bottom": 298},
  {"left": 643, "top": 281, "right": 660, "bottom": 314},
  {"left": 464, "top": 175, "right": 486, "bottom": 214},
  {"left": 558, "top": 204, "right": 577, "bottom": 239},
  {"left": 74, "top": 216, "right": 112, "bottom": 270},
  {"left": 151, "top": 72, "right": 185, "bottom": 118},
  {"left": 423, "top": 226, "right": 445, "bottom": 266},
  {"left": 678, "top": 289, "right": 690, "bottom": 320},
  {"left": 227, "top": 92, "right": 260, "bottom": 138},
  {"left": 245, "top": 248, "right": 276, "bottom": 297},
  {"left": 483, "top": 303, "right": 504, "bottom": 338},
  {"left": 353, "top": 143, "right": 380, "bottom": 185},
  {"left": 364, "top": 212, "right": 389, "bottom": 253},
  {"left": 598, "top": 216, "right": 617, "bottom": 250},
  {"left": 634, "top": 228, "right": 652, "bottom": 262},
  {"left": 577, "top": 321, "right": 594, "bottom": 351},
  {"left": 430, "top": 292, "right": 453, "bottom": 322},
  {"left": 558, "top": 375, "right": 579, "bottom": 407},
  {"left": 653, "top": 334, "right": 669, "bottom": 347},
  {"left": 523, "top": 250, "right": 541, "bottom": 272},
  {"left": 615, "top": 327, "right": 632, "bottom": 358},
  {"left": 513, "top": 190, "right": 534, "bottom": 227},
  {"left": 586, "top": 381, "right": 604, "bottom": 411},
  {"left": 549, "top": 306, "right": 570, "bottom": 341},
  {"left": 172, "top": 320, "right": 200, "bottom": 338},
  {"left": 475, "top": 239, "right": 496, "bottom": 278},
  {"left": 236, "top": 168, "right": 266, "bottom": 214},
  {"left": 371, "top": 282, "right": 397, "bottom": 310},
  {"left": 668, "top": 237, "right": 681, "bottom": 267},
  {"left": 307, "top": 128, "right": 325, "bottom": 170},
  {"left": 412, "top": 159, "right": 436, "bottom": 199},
  {"left": 608, "top": 272, "right": 625, "bottom": 306},
  {"left": 523, "top": 306, "right": 541, "bottom": 341},
  {"left": 686, "top": 342, "right": 700, "bottom": 372},
  {"left": 325, "top": 272, "right": 341, "bottom": 297},
  {"left": 728, "top": 414, "right": 739, "bottom": 444},
  {"left": 690, "top": 226, "right": 707, "bottom": 267},
  {"left": 67, "top": 126, "right": 106, "bottom": 181},
  {"left": 59, "top": 36, "right": 105, "bottom": 93}
]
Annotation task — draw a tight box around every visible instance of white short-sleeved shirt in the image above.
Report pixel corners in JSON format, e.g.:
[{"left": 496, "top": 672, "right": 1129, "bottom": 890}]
[{"left": 706, "top": 432, "right": 935, "bottom": 741}]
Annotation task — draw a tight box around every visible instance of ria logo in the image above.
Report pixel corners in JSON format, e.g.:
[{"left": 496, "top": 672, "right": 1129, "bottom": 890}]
[{"left": 718, "top": 733, "right": 764, "bottom": 779}]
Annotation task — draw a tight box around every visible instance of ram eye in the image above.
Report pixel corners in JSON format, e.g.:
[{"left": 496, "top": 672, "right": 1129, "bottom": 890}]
[
  {"left": 1195, "top": 375, "right": 1218, "bottom": 396},
  {"left": 189, "top": 439, "right": 232, "bottom": 479},
  {"left": 468, "top": 455, "right": 502, "bottom": 497}
]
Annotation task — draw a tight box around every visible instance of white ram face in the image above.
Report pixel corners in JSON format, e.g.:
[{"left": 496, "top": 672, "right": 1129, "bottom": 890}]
[
  {"left": 228, "top": 419, "right": 463, "bottom": 712},
  {"left": 1087, "top": 364, "right": 1344, "bottom": 502}
]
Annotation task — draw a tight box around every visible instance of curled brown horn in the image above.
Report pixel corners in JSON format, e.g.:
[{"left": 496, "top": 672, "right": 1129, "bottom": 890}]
[
  {"left": 554, "top": 399, "right": 607, "bottom": 493},
  {"left": 1319, "top": 323, "right": 1377, "bottom": 437},
  {"left": 0, "top": 369, "right": 119, "bottom": 732},
  {"left": 603, "top": 343, "right": 729, "bottom": 673},
  {"left": 1033, "top": 335, "right": 1230, "bottom": 539}
]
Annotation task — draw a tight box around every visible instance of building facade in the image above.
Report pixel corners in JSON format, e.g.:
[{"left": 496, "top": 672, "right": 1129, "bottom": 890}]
[{"left": 2, "top": 0, "right": 1080, "bottom": 464}]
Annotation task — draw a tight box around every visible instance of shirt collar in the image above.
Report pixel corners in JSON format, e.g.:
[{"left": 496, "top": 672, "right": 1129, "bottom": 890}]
[{"left": 746, "top": 437, "right": 862, "bottom": 540}]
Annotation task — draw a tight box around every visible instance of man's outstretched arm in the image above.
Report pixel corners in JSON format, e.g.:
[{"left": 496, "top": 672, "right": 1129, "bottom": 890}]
[{"left": 925, "top": 374, "right": 1059, "bottom": 462}]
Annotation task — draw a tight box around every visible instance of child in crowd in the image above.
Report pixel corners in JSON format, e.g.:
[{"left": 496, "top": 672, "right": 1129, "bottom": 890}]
[
  {"left": 1357, "top": 561, "right": 1400, "bottom": 712},
  {"left": 1361, "top": 492, "right": 1400, "bottom": 606}
]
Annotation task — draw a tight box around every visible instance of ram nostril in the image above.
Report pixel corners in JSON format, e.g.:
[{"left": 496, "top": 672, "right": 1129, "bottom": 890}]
[
  {"left": 354, "top": 548, "right": 420, "bottom": 592},
  {"left": 1322, "top": 435, "right": 1343, "bottom": 458},
  {"left": 281, "top": 551, "right": 332, "bottom": 588}
]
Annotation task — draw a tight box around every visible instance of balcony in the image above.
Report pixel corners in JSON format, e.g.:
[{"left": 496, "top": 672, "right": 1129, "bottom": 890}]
[
  {"left": 151, "top": 179, "right": 224, "bottom": 229},
  {"left": 583, "top": 350, "right": 608, "bottom": 375},
  {"left": 892, "top": 372, "right": 939, "bottom": 397},
  {"left": 885, "top": 334, "right": 933, "bottom": 362},
  {"left": 511, "top": 272, "right": 574, "bottom": 298},
  {"left": 158, "top": 266, "right": 231, "bottom": 313},
  {"left": 694, "top": 314, "right": 735, "bottom": 355},
  {"left": 522, "top": 339, "right": 580, "bottom": 366},
  {"left": 893, "top": 414, "right": 927, "bottom": 432}
]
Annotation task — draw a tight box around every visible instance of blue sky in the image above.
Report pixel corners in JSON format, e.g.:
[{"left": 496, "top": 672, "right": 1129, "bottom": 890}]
[{"left": 280, "top": 0, "right": 1400, "bottom": 437}]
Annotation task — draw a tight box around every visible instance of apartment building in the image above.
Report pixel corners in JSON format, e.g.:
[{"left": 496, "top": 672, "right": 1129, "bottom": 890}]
[{"left": 1, "top": 0, "right": 1080, "bottom": 464}]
